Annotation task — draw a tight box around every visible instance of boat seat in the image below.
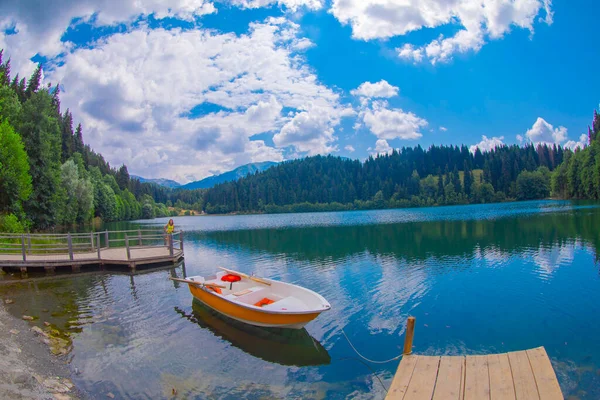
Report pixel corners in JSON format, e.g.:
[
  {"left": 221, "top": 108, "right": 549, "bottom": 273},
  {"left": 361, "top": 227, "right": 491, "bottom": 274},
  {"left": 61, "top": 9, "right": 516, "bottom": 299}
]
[
  {"left": 224, "top": 286, "right": 265, "bottom": 302},
  {"left": 261, "top": 296, "right": 306, "bottom": 312}
]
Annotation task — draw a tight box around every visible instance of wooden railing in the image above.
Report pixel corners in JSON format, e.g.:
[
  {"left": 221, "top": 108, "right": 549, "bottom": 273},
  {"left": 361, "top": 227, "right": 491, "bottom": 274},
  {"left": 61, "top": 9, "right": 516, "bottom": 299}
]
[{"left": 0, "top": 230, "right": 184, "bottom": 262}]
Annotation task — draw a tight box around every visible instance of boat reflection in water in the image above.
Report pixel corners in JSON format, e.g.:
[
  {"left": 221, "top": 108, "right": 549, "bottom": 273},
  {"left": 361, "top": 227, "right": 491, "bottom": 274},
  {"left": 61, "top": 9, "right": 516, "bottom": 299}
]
[{"left": 174, "top": 300, "right": 331, "bottom": 367}]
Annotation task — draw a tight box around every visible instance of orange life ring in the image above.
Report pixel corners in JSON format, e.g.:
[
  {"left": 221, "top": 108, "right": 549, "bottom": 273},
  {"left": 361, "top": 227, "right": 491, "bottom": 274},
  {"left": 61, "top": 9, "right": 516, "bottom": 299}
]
[{"left": 221, "top": 274, "right": 241, "bottom": 283}]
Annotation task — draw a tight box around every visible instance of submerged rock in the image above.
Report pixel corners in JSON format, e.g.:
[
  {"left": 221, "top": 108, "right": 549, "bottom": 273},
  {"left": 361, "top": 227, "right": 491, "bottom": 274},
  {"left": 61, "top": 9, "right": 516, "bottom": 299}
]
[
  {"left": 4, "top": 299, "right": 14, "bottom": 304},
  {"left": 22, "top": 315, "right": 34, "bottom": 321}
]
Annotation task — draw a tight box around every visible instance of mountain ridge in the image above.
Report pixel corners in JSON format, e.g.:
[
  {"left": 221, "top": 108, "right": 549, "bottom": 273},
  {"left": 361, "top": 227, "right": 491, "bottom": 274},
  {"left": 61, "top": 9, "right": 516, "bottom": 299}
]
[{"left": 180, "top": 161, "right": 278, "bottom": 190}]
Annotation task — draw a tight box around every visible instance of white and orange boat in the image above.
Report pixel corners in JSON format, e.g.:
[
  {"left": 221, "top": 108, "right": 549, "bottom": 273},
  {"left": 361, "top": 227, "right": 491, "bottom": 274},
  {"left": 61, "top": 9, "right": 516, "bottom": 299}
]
[{"left": 171, "top": 267, "right": 331, "bottom": 329}]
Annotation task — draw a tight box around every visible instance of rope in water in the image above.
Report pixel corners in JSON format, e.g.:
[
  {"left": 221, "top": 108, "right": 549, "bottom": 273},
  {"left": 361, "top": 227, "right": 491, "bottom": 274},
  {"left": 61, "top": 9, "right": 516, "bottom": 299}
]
[{"left": 341, "top": 328, "right": 405, "bottom": 364}]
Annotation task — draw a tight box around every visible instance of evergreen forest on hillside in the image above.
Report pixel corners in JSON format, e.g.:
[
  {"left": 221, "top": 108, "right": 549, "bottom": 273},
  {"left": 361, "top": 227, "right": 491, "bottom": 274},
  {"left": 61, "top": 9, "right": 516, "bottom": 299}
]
[{"left": 1, "top": 50, "right": 600, "bottom": 232}]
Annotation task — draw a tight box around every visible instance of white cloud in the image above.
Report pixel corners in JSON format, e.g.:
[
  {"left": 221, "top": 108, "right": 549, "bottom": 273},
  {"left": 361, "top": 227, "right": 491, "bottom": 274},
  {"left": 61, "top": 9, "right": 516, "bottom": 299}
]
[
  {"left": 373, "top": 139, "right": 393, "bottom": 155},
  {"left": 469, "top": 135, "right": 505, "bottom": 153},
  {"left": 563, "top": 134, "right": 588, "bottom": 151},
  {"left": 351, "top": 80, "right": 399, "bottom": 98},
  {"left": 229, "top": 0, "right": 322, "bottom": 11},
  {"left": 525, "top": 117, "right": 567, "bottom": 144},
  {"left": 521, "top": 117, "right": 587, "bottom": 150},
  {"left": 0, "top": 0, "right": 216, "bottom": 76},
  {"left": 326, "top": 0, "right": 556, "bottom": 64},
  {"left": 273, "top": 104, "right": 353, "bottom": 155},
  {"left": 46, "top": 18, "right": 342, "bottom": 182},
  {"left": 345, "top": 145, "right": 355, "bottom": 152},
  {"left": 362, "top": 101, "right": 427, "bottom": 140},
  {"left": 439, "top": 126, "right": 447, "bottom": 131},
  {"left": 516, "top": 134, "right": 524, "bottom": 143}
]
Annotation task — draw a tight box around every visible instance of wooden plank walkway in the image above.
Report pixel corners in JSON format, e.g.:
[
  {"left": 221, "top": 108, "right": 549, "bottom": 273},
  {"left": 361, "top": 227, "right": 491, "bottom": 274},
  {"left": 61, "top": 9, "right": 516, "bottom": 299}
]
[
  {"left": 386, "top": 347, "right": 563, "bottom": 400},
  {"left": 0, "top": 247, "right": 183, "bottom": 270}
]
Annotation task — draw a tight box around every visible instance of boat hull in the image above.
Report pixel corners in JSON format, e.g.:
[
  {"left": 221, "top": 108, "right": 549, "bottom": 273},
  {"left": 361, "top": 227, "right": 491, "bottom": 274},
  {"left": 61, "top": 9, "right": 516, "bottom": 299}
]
[{"left": 189, "top": 285, "right": 321, "bottom": 329}]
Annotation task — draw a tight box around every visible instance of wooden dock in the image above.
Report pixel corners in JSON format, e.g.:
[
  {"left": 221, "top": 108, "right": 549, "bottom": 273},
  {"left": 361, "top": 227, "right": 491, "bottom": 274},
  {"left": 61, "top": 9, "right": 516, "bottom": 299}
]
[
  {"left": 0, "top": 230, "right": 184, "bottom": 272},
  {"left": 386, "top": 318, "right": 563, "bottom": 399}
]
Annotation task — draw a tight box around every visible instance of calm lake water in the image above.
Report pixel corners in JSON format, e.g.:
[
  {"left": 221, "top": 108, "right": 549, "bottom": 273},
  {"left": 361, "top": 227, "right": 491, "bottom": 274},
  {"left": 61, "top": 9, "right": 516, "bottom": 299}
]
[{"left": 2, "top": 200, "right": 600, "bottom": 399}]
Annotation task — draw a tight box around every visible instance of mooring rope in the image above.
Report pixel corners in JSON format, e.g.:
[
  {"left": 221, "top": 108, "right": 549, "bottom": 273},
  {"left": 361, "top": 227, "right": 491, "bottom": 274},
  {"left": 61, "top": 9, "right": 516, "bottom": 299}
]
[{"left": 341, "top": 328, "right": 405, "bottom": 364}]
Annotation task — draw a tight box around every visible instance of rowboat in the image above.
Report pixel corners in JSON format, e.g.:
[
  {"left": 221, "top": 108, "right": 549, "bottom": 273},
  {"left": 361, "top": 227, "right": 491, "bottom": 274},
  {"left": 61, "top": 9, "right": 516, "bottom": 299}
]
[{"left": 171, "top": 267, "right": 331, "bottom": 329}]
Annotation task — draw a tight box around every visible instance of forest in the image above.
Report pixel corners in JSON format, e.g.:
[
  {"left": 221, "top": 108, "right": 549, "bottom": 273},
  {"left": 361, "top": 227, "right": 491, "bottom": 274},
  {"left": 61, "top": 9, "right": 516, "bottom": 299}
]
[{"left": 1, "top": 50, "right": 600, "bottom": 232}]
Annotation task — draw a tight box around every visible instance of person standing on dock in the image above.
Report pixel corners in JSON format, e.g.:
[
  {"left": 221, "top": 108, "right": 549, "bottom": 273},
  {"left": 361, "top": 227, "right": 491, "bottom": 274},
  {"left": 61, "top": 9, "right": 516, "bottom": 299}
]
[{"left": 164, "top": 219, "right": 175, "bottom": 246}]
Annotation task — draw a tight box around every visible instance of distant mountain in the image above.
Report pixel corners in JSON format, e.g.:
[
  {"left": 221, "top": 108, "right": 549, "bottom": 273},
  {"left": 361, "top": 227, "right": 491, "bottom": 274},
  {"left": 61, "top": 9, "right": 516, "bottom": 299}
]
[
  {"left": 181, "top": 161, "right": 278, "bottom": 190},
  {"left": 131, "top": 175, "right": 181, "bottom": 189}
]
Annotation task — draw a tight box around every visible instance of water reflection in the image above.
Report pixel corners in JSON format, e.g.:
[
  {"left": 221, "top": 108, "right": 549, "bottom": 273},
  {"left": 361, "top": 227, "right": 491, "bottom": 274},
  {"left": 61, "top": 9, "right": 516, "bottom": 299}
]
[{"left": 175, "top": 301, "right": 331, "bottom": 367}]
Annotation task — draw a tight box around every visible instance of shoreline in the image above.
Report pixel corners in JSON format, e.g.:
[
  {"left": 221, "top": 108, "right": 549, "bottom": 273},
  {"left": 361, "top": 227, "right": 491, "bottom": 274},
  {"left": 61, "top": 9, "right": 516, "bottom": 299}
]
[{"left": 0, "top": 301, "right": 84, "bottom": 400}]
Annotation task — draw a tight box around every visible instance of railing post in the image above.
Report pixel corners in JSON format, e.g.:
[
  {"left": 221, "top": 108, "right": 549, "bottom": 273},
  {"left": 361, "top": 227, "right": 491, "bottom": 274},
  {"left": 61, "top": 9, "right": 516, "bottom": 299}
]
[
  {"left": 403, "top": 316, "right": 416, "bottom": 355},
  {"left": 96, "top": 233, "right": 101, "bottom": 260},
  {"left": 105, "top": 231, "right": 109, "bottom": 248},
  {"left": 125, "top": 234, "right": 131, "bottom": 260},
  {"left": 27, "top": 234, "right": 31, "bottom": 255},
  {"left": 67, "top": 233, "right": 74, "bottom": 261},
  {"left": 137, "top": 229, "right": 142, "bottom": 246},
  {"left": 168, "top": 233, "right": 174, "bottom": 256},
  {"left": 180, "top": 231, "right": 184, "bottom": 251},
  {"left": 21, "top": 234, "right": 26, "bottom": 262},
  {"left": 90, "top": 232, "right": 94, "bottom": 251}
]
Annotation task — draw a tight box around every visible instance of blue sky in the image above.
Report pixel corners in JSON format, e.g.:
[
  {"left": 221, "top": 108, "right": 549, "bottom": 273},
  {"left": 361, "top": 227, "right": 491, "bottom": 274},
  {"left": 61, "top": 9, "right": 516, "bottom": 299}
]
[{"left": 0, "top": 0, "right": 597, "bottom": 183}]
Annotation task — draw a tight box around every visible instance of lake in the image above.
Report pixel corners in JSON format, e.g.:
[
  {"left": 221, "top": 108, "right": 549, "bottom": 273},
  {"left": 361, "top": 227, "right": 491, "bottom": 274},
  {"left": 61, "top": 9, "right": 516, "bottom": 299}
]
[{"left": 1, "top": 200, "right": 600, "bottom": 399}]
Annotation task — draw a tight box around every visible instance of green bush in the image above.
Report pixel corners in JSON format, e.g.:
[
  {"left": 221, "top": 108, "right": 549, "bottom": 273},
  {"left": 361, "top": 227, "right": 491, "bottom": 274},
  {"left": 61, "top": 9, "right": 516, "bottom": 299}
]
[{"left": 0, "top": 213, "right": 26, "bottom": 233}]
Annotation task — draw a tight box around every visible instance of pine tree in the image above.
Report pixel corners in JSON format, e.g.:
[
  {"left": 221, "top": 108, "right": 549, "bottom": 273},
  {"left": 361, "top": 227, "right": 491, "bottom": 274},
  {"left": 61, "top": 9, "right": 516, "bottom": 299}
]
[
  {"left": 463, "top": 160, "right": 472, "bottom": 197},
  {"left": 74, "top": 123, "right": 84, "bottom": 154},
  {"left": 24, "top": 64, "right": 42, "bottom": 99},
  {"left": 60, "top": 110, "right": 74, "bottom": 162},
  {"left": 0, "top": 50, "right": 11, "bottom": 86},
  {"left": 116, "top": 165, "right": 130, "bottom": 191}
]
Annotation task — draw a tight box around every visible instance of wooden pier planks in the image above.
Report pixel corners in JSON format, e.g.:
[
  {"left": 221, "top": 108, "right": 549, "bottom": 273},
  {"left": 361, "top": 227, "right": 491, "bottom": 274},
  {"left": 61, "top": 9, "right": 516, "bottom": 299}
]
[{"left": 386, "top": 347, "right": 563, "bottom": 400}]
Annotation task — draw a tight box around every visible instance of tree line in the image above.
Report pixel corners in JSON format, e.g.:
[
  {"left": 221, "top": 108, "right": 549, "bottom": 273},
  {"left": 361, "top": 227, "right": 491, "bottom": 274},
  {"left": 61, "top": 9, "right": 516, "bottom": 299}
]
[{"left": 200, "top": 142, "right": 567, "bottom": 214}]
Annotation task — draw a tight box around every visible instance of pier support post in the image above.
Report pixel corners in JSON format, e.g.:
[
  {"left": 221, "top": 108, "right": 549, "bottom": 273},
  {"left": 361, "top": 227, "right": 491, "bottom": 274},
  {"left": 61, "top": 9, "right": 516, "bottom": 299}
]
[
  {"left": 44, "top": 266, "right": 56, "bottom": 274},
  {"left": 403, "top": 316, "right": 416, "bottom": 355},
  {"left": 21, "top": 235, "right": 26, "bottom": 262},
  {"left": 20, "top": 267, "right": 27, "bottom": 275},
  {"left": 97, "top": 234, "right": 101, "bottom": 260},
  {"left": 125, "top": 234, "right": 131, "bottom": 260},
  {"left": 72, "top": 265, "right": 81, "bottom": 273},
  {"left": 67, "top": 233, "right": 74, "bottom": 261}
]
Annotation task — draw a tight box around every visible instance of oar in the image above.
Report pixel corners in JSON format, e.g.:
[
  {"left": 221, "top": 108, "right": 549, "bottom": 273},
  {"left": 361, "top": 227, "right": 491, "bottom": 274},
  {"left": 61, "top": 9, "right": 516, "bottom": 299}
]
[
  {"left": 218, "top": 266, "right": 271, "bottom": 286},
  {"left": 169, "top": 277, "right": 226, "bottom": 289}
]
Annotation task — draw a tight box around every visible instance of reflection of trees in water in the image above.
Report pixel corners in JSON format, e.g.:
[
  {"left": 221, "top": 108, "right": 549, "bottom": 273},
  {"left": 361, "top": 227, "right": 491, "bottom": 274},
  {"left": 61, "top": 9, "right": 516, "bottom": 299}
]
[{"left": 203, "top": 208, "right": 600, "bottom": 263}]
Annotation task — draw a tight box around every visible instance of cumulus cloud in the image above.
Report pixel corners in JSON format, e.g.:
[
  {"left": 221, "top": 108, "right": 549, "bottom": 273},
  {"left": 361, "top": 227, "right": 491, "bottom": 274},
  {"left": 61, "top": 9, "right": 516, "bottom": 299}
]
[
  {"left": 361, "top": 101, "right": 427, "bottom": 140},
  {"left": 373, "top": 139, "right": 393, "bottom": 155},
  {"left": 44, "top": 18, "right": 342, "bottom": 182},
  {"left": 521, "top": 117, "right": 587, "bottom": 150},
  {"left": 439, "top": 126, "right": 447, "bottom": 131},
  {"left": 525, "top": 117, "right": 568, "bottom": 144},
  {"left": 345, "top": 145, "right": 355, "bottom": 152},
  {"left": 329, "top": 0, "right": 558, "bottom": 64},
  {"left": 0, "top": 0, "right": 216, "bottom": 76},
  {"left": 351, "top": 80, "right": 399, "bottom": 98},
  {"left": 563, "top": 134, "right": 588, "bottom": 151},
  {"left": 469, "top": 135, "right": 505, "bottom": 153},
  {"left": 273, "top": 104, "right": 353, "bottom": 155}
]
